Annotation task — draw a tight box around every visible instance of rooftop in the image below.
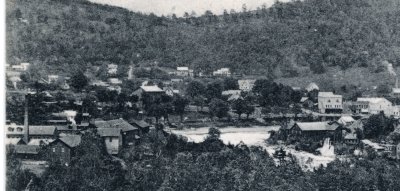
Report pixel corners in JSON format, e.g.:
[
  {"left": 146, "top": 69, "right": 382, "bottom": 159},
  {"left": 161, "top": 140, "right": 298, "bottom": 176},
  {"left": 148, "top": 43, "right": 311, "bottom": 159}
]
[
  {"left": 14, "top": 145, "right": 40, "bottom": 154},
  {"left": 59, "top": 135, "right": 82, "bottom": 148},
  {"left": 141, "top": 85, "right": 164, "bottom": 92},
  {"left": 318, "top": 92, "right": 342, "bottom": 98},
  {"left": 294, "top": 121, "right": 339, "bottom": 131},
  {"left": 97, "top": 128, "right": 121, "bottom": 137},
  {"left": 95, "top": 119, "right": 138, "bottom": 132},
  {"left": 29, "top": 126, "right": 57, "bottom": 136},
  {"left": 356, "top": 97, "right": 391, "bottom": 104}
]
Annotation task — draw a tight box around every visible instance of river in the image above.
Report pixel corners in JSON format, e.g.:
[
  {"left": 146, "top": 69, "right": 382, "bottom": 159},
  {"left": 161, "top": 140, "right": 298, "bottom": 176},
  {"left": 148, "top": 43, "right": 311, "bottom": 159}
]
[{"left": 168, "top": 126, "right": 335, "bottom": 171}]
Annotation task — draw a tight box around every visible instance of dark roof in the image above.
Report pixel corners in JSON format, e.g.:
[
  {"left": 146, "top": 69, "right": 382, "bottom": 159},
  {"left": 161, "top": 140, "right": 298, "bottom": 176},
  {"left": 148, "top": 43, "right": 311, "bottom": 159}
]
[
  {"left": 94, "top": 119, "right": 138, "bottom": 132},
  {"left": 97, "top": 128, "right": 121, "bottom": 137},
  {"left": 293, "top": 122, "right": 339, "bottom": 131},
  {"left": 14, "top": 145, "right": 40, "bottom": 154},
  {"left": 59, "top": 135, "right": 82, "bottom": 148},
  {"left": 130, "top": 119, "right": 150, "bottom": 128},
  {"left": 29, "top": 126, "right": 57, "bottom": 136}
]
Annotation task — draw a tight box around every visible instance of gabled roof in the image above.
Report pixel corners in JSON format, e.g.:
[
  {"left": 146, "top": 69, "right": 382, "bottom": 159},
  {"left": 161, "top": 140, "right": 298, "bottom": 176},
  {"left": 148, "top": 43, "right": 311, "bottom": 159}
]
[
  {"left": 177, "top": 67, "right": 189, "bottom": 71},
  {"left": 14, "top": 145, "right": 40, "bottom": 154},
  {"left": 130, "top": 119, "right": 150, "bottom": 128},
  {"left": 97, "top": 128, "right": 121, "bottom": 137},
  {"left": 28, "top": 139, "right": 55, "bottom": 145},
  {"left": 29, "top": 126, "right": 57, "bottom": 136},
  {"left": 338, "top": 116, "right": 355, "bottom": 125},
  {"left": 306, "top": 83, "right": 319, "bottom": 92},
  {"left": 58, "top": 135, "right": 82, "bottom": 148},
  {"left": 300, "top": 97, "right": 309, "bottom": 102},
  {"left": 140, "top": 85, "right": 164, "bottom": 92},
  {"left": 294, "top": 122, "right": 339, "bottom": 131},
  {"left": 94, "top": 119, "right": 138, "bottom": 132}
]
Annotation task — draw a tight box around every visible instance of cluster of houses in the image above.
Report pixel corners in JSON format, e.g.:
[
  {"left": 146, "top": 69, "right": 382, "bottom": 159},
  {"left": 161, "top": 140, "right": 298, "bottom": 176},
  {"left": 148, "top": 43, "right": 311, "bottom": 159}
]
[
  {"left": 6, "top": 98, "right": 152, "bottom": 165},
  {"left": 282, "top": 115, "right": 400, "bottom": 159}
]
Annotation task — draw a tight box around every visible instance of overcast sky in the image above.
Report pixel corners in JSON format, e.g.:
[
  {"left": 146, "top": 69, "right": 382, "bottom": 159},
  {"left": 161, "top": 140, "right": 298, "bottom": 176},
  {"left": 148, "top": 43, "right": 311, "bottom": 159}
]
[{"left": 89, "top": 0, "right": 291, "bottom": 16}]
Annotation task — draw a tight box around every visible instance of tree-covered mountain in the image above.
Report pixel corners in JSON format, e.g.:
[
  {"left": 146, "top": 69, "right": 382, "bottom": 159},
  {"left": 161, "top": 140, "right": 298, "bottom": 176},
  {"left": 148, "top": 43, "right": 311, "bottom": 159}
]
[{"left": 6, "top": 0, "right": 400, "bottom": 77}]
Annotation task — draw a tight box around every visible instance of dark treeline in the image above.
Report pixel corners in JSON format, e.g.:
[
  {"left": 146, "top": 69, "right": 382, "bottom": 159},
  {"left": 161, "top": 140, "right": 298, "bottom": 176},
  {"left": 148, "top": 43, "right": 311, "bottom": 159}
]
[
  {"left": 7, "top": 0, "right": 400, "bottom": 77},
  {"left": 7, "top": 129, "right": 400, "bottom": 191}
]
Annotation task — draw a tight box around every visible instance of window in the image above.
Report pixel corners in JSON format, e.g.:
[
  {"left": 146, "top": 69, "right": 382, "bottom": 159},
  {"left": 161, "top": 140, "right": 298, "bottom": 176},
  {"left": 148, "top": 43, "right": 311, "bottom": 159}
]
[
  {"left": 109, "top": 137, "right": 112, "bottom": 142},
  {"left": 336, "top": 99, "right": 339, "bottom": 103},
  {"left": 52, "top": 148, "right": 56, "bottom": 152},
  {"left": 327, "top": 100, "right": 331, "bottom": 103},
  {"left": 61, "top": 148, "right": 65, "bottom": 153}
]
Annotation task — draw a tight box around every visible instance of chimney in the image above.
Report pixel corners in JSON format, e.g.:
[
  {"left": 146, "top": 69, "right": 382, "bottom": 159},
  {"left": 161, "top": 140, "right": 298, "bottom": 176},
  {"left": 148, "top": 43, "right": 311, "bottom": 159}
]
[
  {"left": 396, "top": 77, "right": 399, "bottom": 89},
  {"left": 23, "top": 94, "right": 29, "bottom": 144}
]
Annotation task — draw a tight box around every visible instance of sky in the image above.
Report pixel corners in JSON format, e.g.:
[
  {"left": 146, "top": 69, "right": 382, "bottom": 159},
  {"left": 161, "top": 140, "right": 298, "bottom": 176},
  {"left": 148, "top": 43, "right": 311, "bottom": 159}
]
[{"left": 89, "top": 0, "right": 292, "bottom": 17}]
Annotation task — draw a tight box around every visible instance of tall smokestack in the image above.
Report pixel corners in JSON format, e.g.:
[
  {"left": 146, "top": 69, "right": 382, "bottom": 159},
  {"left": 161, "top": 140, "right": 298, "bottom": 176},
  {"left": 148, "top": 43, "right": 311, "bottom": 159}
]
[{"left": 23, "top": 94, "right": 29, "bottom": 144}]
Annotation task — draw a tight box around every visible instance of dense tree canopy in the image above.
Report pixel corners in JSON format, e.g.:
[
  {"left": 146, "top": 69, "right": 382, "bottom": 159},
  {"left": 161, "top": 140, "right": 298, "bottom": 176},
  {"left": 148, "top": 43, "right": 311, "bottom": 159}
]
[{"left": 7, "top": 0, "right": 400, "bottom": 78}]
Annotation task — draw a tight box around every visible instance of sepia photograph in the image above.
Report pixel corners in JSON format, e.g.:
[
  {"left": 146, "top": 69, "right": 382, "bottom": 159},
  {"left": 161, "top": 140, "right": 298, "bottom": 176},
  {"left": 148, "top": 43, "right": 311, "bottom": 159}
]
[{"left": 4, "top": 0, "right": 400, "bottom": 190}]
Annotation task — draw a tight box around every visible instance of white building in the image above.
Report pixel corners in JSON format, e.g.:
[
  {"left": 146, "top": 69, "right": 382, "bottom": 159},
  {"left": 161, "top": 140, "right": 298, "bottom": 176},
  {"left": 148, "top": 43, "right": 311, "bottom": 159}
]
[
  {"left": 318, "top": 92, "right": 343, "bottom": 113},
  {"left": 107, "top": 64, "right": 118, "bottom": 75},
  {"left": 306, "top": 82, "right": 319, "bottom": 92},
  {"left": 356, "top": 97, "right": 392, "bottom": 115},
  {"left": 48, "top": 75, "right": 59, "bottom": 83},
  {"left": 176, "top": 67, "right": 193, "bottom": 77},
  {"left": 213, "top": 68, "right": 231, "bottom": 77},
  {"left": 238, "top": 79, "right": 256, "bottom": 92}
]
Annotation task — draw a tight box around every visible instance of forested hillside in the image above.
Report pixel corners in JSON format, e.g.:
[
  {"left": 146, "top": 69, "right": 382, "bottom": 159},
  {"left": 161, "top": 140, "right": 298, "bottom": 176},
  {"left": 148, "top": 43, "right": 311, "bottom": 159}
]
[{"left": 6, "top": 0, "right": 400, "bottom": 77}]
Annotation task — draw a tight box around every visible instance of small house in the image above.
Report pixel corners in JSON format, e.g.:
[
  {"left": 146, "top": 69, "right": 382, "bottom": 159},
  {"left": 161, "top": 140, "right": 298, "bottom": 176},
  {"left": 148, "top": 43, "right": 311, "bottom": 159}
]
[
  {"left": 238, "top": 79, "right": 256, "bottom": 92},
  {"left": 48, "top": 135, "right": 82, "bottom": 166},
  {"left": 13, "top": 145, "right": 40, "bottom": 159},
  {"left": 97, "top": 128, "right": 122, "bottom": 155},
  {"left": 95, "top": 119, "right": 139, "bottom": 147},
  {"left": 344, "top": 133, "right": 358, "bottom": 145},
  {"left": 213, "top": 68, "right": 231, "bottom": 77}
]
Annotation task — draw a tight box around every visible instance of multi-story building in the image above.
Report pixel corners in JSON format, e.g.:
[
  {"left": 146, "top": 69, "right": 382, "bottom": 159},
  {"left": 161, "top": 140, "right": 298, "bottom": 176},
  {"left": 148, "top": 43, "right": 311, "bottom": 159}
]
[
  {"left": 356, "top": 97, "right": 392, "bottom": 115},
  {"left": 318, "top": 92, "right": 343, "bottom": 114}
]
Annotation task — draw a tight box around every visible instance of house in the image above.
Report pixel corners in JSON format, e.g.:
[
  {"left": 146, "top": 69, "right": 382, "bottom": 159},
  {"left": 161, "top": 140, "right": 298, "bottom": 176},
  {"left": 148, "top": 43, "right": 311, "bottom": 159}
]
[
  {"left": 352, "top": 101, "right": 370, "bottom": 114},
  {"left": 318, "top": 92, "right": 343, "bottom": 114},
  {"left": 131, "top": 85, "right": 165, "bottom": 106},
  {"left": 391, "top": 88, "right": 400, "bottom": 97},
  {"left": 91, "top": 80, "right": 109, "bottom": 87},
  {"left": 48, "top": 75, "right": 59, "bottom": 83},
  {"left": 130, "top": 119, "right": 151, "bottom": 133},
  {"left": 361, "top": 139, "right": 385, "bottom": 152},
  {"left": 238, "top": 79, "right": 256, "bottom": 92},
  {"left": 306, "top": 82, "right": 319, "bottom": 92},
  {"left": 11, "top": 63, "right": 30, "bottom": 71},
  {"left": 390, "top": 105, "right": 400, "bottom": 118},
  {"left": 13, "top": 145, "right": 40, "bottom": 159},
  {"left": 27, "top": 126, "right": 58, "bottom": 146},
  {"left": 163, "top": 87, "right": 180, "bottom": 97},
  {"left": 300, "top": 97, "right": 314, "bottom": 108},
  {"left": 344, "top": 133, "right": 358, "bottom": 145},
  {"left": 356, "top": 97, "right": 392, "bottom": 115},
  {"left": 108, "top": 78, "right": 122, "bottom": 85},
  {"left": 97, "top": 128, "right": 122, "bottom": 155},
  {"left": 289, "top": 121, "right": 341, "bottom": 141},
  {"left": 227, "top": 94, "right": 243, "bottom": 102},
  {"left": 6, "top": 124, "right": 25, "bottom": 139},
  {"left": 213, "top": 68, "right": 231, "bottom": 77},
  {"left": 107, "top": 64, "right": 118, "bottom": 75},
  {"left": 176, "top": 67, "right": 194, "bottom": 77},
  {"left": 95, "top": 119, "right": 139, "bottom": 147},
  {"left": 337, "top": 115, "right": 355, "bottom": 126},
  {"left": 222, "top": 90, "right": 241, "bottom": 97},
  {"left": 48, "top": 135, "right": 82, "bottom": 166}
]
